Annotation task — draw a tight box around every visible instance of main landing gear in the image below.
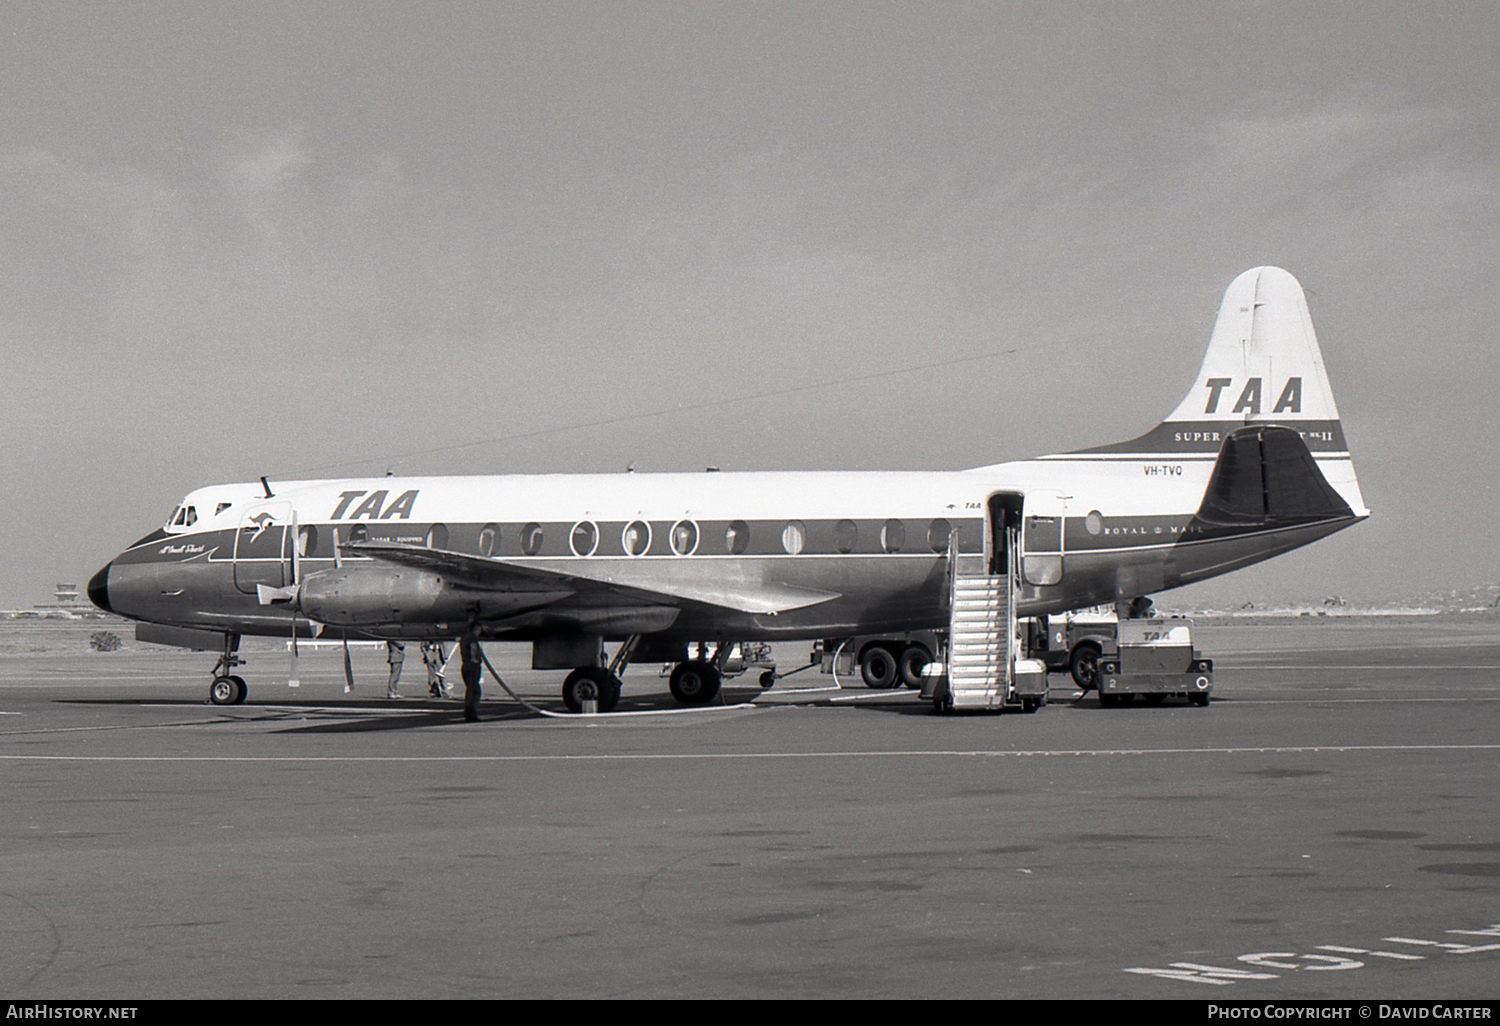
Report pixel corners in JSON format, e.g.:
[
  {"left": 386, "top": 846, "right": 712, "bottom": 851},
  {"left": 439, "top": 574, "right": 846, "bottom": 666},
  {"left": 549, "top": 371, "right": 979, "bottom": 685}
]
[
  {"left": 208, "top": 633, "right": 248, "bottom": 705},
  {"left": 562, "top": 667, "right": 622, "bottom": 713},
  {"left": 668, "top": 659, "right": 722, "bottom": 706},
  {"left": 560, "top": 635, "right": 638, "bottom": 713}
]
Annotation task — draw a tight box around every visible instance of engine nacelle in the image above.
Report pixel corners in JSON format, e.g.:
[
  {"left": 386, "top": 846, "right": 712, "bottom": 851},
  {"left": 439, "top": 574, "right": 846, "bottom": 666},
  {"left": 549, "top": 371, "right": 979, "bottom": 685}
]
[{"left": 298, "top": 566, "right": 472, "bottom": 626}]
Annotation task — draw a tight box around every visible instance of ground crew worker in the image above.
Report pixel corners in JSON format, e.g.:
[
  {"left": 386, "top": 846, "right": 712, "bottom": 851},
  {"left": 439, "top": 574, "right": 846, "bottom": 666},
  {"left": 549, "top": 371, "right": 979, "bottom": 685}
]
[
  {"left": 385, "top": 640, "right": 406, "bottom": 699},
  {"left": 421, "top": 641, "right": 450, "bottom": 698},
  {"left": 459, "top": 632, "right": 483, "bottom": 722}
]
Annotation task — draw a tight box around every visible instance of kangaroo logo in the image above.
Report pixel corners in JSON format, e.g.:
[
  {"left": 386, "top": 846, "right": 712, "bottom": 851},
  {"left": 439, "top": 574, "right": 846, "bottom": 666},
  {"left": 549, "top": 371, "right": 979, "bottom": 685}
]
[{"left": 246, "top": 512, "right": 277, "bottom": 541}]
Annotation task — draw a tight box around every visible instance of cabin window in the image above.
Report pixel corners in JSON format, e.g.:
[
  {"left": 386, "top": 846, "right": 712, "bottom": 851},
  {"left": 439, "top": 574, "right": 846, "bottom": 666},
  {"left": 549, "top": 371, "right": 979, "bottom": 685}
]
[
  {"left": 347, "top": 523, "right": 369, "bottom": 543},
  {"left": 881, "top": 518, "right": 905, "bottom": 553},
  {"left": 297, "top": 524, "right": 318, "bottom": 557},
  {"left": 670, "top": 520, "right": 698, "bottom": 556},
  {"left": 478, "top": 524, "right": 498, "bottom": 557},
  {"left": 781, "top": 520, "right": 806, "bottom": 555},
  {"left": 927, "top": 518, "right": 951, "bottom": 553},
  {"left": 571, "top": 521, "right": 598, "bottom": 557},
  {"left": 725, "top": 520, "right": 750, "bottom": 555},
  {"left": 834, "top": 519, "right": 858, "bottom": 554},
  {"left": 623, "top": 520, "right": 651, "bottom": 556},
  {"left": 521, "top": 523, "right": 544, "bottom": 556},
  {"left": 1085, "top": 510, "right": 1103, "bottom": 536},
  {"left": 426, "top": 524, "right": 448, "bottom": 550}
]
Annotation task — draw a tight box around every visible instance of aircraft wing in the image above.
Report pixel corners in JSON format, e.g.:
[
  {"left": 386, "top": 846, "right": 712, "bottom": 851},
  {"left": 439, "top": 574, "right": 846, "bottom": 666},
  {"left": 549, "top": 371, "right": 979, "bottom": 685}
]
[{"left": 343, "top": 540, "right": 842, "bottom": 616}]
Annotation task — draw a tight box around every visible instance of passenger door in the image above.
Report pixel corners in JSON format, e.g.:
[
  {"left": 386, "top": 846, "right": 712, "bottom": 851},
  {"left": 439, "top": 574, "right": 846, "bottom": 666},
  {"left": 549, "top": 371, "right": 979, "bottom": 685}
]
[{"left": 233, "top": 501, "right": 292, "bottom": 594}]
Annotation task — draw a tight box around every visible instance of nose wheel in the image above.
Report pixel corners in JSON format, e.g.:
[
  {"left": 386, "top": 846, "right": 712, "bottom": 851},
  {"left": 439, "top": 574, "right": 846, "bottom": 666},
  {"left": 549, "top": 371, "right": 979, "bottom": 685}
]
[
  {"left": 208, "top": 633, "right": 247, "bottom": 704},
  {"left": 210, "top": 675, "right": 247, "bottom": 705}
]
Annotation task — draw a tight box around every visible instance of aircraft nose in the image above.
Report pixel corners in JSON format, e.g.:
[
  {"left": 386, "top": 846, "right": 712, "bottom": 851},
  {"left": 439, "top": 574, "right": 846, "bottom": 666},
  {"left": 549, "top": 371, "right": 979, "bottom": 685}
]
[{"left": 88, "top": 563, "right": 113, "bottom": 614}]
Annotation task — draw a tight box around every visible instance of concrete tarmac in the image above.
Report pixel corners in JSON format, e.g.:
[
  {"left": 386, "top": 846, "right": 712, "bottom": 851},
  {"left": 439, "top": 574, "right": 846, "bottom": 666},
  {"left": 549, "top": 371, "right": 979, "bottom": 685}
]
[{"left": 1, "top": 616, "right": 1498, "bottom": 999}]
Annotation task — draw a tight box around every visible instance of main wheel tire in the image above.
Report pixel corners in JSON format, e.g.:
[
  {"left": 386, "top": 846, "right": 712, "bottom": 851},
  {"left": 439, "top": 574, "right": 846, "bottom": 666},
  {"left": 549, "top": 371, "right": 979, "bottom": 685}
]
[
  {"left": 229, "top": 675, "right": 248, "bottom": 704},
  {"left": 1021, "top": 696, "right": 1041, "bottom": 713},
  {"left": 896, "top": 645, "right": 930, "bottom": 689},
  {"left": 1069, "top": 642, "right": 1102, "bottom": 690},
  {"left": 562, "top": 667, "right": 620, "bottom": 714},
  {"left": 209, "top": 675, "right": 238, "bottom": 705},
  {"left": 859, "top": 645, "right": 899, "bottom": 689},
  {"left": 669, "top": 660, "right": 721, "bottom": 706},
  {"left": 1143, "top": 693, "right": 1165, "bottom": 706},
  {"left": 1190, "top": 692, "right": 1210, "bottom": 707}
]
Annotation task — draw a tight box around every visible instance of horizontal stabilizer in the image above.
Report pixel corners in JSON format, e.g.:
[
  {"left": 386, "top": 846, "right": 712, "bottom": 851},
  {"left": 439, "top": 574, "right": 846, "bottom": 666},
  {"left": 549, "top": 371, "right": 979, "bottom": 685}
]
[
  {"left": 344, "top": 540, "right": 843, "bottom": 616},
  {"left": 1197, "top": 425, "right": 1354, "bottom": 525}
]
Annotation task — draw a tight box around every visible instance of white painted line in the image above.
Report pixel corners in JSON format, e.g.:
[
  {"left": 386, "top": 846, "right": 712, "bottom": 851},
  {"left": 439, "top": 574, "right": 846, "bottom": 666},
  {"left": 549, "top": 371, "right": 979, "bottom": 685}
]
[
  {"left": 2, "top": 743, "right": 1499, "bottom": 764},
  {"left": 1382, "top": 937, "right": 1500, "bottom": 954},
  {"left": 1316, "top": 945, "right": 1424, "bottom": 961},
  {"left": 1233, "top": 665, "right": 1500, "bottom": 671}
]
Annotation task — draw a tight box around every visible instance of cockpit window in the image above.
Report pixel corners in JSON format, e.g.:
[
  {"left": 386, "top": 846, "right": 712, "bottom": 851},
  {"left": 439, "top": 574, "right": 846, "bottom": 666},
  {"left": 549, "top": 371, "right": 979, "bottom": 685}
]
[
  {"left": 184, "top": 506, "right": 197, "bottom": 526},
  {"left": 171, "top": 507, "right": 186, "bottom": 526},
  {"left": 215, "top": 502, "right": 232, "bottom": 516}
]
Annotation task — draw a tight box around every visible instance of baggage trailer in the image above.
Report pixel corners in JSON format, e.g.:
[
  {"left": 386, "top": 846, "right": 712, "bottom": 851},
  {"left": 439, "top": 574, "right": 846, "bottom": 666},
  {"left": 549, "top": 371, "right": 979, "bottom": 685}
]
[{"left": 1096, "top": 619, "right": 1213, "bottom": 707}]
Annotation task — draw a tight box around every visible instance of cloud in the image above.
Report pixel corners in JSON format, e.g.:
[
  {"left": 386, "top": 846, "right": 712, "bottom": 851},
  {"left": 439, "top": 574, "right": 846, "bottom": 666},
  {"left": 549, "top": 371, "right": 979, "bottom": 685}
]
[{"left": 220, "top": 137, "right": 312, "bottom": 233}]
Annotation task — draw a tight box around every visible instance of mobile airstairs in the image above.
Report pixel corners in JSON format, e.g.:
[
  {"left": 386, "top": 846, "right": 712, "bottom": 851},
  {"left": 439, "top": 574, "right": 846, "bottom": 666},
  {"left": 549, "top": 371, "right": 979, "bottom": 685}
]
[{"left": 921, "top": 529, "right": 1049, "bottom": 714}]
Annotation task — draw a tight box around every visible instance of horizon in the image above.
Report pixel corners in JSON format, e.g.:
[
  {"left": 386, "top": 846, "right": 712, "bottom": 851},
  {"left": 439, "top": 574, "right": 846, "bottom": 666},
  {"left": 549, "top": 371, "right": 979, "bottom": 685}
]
[{"left": 5, "top": 3, "right": 1499, "bottom": 609}]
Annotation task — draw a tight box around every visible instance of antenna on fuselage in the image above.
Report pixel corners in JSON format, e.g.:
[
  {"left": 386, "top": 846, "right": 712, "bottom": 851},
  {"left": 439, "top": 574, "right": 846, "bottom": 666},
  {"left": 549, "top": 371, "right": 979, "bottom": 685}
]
[{"left": 260, "top": 476, "right": 274, "bottom": 498}]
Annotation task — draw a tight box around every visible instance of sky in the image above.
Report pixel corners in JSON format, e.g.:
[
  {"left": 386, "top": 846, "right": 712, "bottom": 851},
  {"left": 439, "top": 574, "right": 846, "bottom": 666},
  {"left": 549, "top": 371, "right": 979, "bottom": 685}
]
[{"left": 3, "top": 1, "right": 1498, "bottom": 608}]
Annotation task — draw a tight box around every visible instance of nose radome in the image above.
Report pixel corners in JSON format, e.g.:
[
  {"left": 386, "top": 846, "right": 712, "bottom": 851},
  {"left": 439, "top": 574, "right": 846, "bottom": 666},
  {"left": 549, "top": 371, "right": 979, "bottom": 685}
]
[{"left": 88, "top": 563, "right": 113, "bottom": 614}]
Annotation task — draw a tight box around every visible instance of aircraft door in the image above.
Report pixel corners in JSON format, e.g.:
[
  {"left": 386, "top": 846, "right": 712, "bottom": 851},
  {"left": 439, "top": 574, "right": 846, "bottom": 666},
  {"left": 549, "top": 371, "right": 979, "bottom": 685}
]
[
  {"left": 233, "top": 501, "right": 293, "bottom": 594},
  {"left": 987, "top": 493, "right": 1023, "bottom": 577},
  {"left": 1021, "top": 492, "right": 1066, "bottom": 586}
]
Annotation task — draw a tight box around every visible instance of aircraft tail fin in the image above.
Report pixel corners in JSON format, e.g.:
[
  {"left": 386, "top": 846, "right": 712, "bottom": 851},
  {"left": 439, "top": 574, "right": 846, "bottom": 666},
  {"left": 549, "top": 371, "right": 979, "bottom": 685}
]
[{"left": 1071, "top": 266, "right": 1367, "bottom": 515}]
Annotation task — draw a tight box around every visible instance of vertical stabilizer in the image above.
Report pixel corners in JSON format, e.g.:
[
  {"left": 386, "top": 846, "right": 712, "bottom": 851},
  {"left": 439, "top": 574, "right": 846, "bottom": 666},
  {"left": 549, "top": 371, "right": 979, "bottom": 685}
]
[{"left": 1071, "top": 267, "right": 1367, "bottom": 515}]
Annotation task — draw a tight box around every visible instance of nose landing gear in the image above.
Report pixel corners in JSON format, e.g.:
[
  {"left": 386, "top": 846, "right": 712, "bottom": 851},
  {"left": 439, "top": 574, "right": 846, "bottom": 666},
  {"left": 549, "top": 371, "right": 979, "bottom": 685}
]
[{"left": 208, "top": 633, "right": 248, "bottom": 705}]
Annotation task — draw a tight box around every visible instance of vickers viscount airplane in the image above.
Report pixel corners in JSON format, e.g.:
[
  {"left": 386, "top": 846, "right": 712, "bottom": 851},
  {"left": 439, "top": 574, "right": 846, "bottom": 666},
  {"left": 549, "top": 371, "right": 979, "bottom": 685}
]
[{"left": 89, "top": 266, "right": 1367, "bottom": 716}]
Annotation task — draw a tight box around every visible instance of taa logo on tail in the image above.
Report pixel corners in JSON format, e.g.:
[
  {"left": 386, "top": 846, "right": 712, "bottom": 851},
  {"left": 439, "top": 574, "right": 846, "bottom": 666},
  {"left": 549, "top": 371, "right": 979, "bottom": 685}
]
[{"left": 1204, "top": 377, "right": 1301, "bottom": 415}]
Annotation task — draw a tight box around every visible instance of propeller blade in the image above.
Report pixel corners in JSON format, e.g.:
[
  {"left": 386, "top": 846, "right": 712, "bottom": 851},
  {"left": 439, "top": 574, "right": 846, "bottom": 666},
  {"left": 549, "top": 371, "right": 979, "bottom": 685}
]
[
  {"left": 290, "top": 510, "right": 301, "bottom": 585},
  {"left": 342, "top": 635, "right": 355, "bottom": 693},
  {"left": 287, "top": 614, "right": 301, "bottom": 688}
]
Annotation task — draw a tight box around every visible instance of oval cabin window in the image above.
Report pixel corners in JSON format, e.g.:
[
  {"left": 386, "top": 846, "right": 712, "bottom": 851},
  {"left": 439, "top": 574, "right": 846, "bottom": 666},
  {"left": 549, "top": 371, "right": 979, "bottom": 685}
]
[
  {"left": 881, "top": 519, "right": 905, "bottom": 553},
  {"left": 623, "top": 520, "right": 651, "bottom": 556},
  {"left": 781, "top": 520, "right": 806, "bottom": 555},
  {"left": 834, "top": 519, "right": 858, "bottom": 554},
  {"left": 571, "top": 521, "right": 598, "bottom": 557},
  {"left": 478, "top": 524, "right": 498, "bottom": 557},
  {"left": 927, "top": 518, "right": 951, "bottom": 553},
  {"left": 671, "top": 520, "right": 698, "bottom": 556},
  {"left": 725, "top": 520, "right": 750, "bottom": 555},
  {"left": 521, "top": 523, "right": 544, "bottom": 556}
]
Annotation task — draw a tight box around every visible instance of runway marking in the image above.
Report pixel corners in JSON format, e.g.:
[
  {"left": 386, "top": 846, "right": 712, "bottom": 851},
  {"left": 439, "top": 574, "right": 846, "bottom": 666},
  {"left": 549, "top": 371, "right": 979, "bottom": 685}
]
[
  {"left": 1315, "top": 945, "right": 1424, "bottom": 961},
  {"left": 1128, "top": 920, "right": 1500, "bottom": 987},
  {"left": 1, "top": 743, "right": 1498, "bottom": 763}
]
